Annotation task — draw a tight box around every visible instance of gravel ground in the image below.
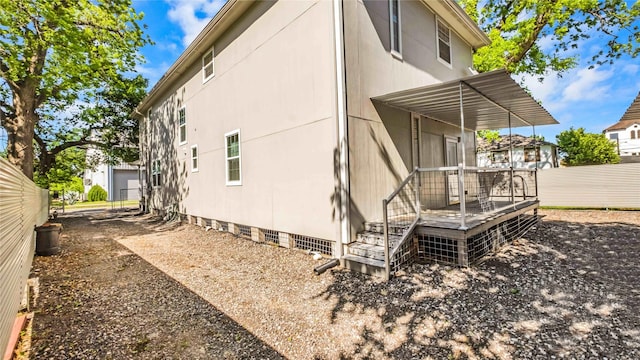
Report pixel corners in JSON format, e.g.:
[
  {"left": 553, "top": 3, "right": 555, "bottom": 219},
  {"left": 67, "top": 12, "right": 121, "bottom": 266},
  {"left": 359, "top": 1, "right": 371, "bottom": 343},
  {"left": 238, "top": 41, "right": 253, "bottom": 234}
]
[{"left": 29, "top": 209, "right": 640, "bottom": 359}]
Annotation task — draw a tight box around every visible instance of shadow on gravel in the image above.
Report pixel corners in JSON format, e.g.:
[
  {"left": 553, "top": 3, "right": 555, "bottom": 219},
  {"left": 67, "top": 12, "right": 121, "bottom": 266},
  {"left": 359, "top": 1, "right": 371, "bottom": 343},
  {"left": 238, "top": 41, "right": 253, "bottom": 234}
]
[
  {"left": 30, "top": 212, "right": 284, "bottom": 359},
  {"left": 315, "top": 219, "right": 640, "bottom": 359}
]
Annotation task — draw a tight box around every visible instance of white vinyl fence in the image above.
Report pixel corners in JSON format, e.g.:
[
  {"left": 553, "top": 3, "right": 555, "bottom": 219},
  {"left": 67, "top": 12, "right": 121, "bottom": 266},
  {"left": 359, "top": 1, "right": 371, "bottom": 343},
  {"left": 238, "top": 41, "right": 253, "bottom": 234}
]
[
  {"left": 0, "top": 158, "right": 49, "bottom": 354},
  {"left": 538, "top": 163, "right": 640, "bottom": 208}
]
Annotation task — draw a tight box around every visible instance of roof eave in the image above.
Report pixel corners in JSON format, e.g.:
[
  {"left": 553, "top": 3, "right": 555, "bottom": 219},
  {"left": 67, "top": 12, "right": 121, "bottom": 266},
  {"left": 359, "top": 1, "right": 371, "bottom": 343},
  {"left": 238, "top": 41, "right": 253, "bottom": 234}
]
[
  {"left": 133, "top": 0, "right": 254, "bottom": 118},
  {"left": 424, "top": 0, "right": 491, "bottom": 49}
]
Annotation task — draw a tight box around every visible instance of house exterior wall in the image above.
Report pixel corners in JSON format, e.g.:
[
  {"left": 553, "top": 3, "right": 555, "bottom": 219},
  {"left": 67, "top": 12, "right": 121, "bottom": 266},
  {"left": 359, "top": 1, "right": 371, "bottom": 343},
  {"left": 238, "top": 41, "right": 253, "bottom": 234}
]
[
  {"left": 141, "top": 1, "right": 340, "bottom": 241},
  {"left": 605, "top": 123, "right": 640, "bottom": 156},
  {"left": 477, "top": 145, "right": 557, "bottom": 169},
  {"left": 343, "top": 0, "right": 477, "bottom": 230}
]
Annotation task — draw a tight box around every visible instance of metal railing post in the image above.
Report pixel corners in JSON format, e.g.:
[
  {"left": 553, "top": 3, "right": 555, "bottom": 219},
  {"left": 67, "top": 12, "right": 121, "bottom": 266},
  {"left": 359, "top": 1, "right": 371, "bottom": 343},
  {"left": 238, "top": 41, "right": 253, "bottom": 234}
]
[
  {"left": 383, "top": 199, "right": 390, "bottom": 281},
  {"left": 458, "top": 164, "right": 466, "bottom": 229},
  {"left": 414, "top": 169, "right": 420, "bottom": 217}
]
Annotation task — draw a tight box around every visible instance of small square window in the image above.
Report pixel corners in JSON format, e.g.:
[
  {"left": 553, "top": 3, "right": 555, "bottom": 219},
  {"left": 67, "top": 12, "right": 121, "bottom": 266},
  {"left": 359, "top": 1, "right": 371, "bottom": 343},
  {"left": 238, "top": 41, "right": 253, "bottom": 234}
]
[
  {"left": 437, "top": 18, "right": 452, "bottom": 66},
  {"left": 202, "top": 48, "right": 214, "bottom": 82},
  {"left": 225, "top": 130, "right": 241, "bottom": 186},
  {"left": 178, "top": 107, "right": 186, "bottom": 144},
  {"left": 191, "top": 145, "right": 198, "bottom": 172},
  {"left": 609, "top": 133, "right": 618, "bottom": 140}
]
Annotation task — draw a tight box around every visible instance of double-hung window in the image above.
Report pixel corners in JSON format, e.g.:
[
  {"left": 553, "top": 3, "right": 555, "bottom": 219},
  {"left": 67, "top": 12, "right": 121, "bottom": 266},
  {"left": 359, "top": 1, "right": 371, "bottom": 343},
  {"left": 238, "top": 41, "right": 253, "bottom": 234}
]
[
  {"left": 437, "top": 18, "right": 452, "bottom": 66},
  {"left": 202, "top": 48, "right": 214, "bottom": 82},
  {"left": 191, "top": 145, "right": 199, "bottom": 172},
  {"left": 225, "top": 130, "right": 241, "bottom": 186},
  {"left": 389, "top": 0, "right": 401, "bottom": 55},
  {"left": 178, "top": 107, "right": 187, "bottom": 144},
  {"left": 152, "top": 160, "right": 161, "bottom": 187}
]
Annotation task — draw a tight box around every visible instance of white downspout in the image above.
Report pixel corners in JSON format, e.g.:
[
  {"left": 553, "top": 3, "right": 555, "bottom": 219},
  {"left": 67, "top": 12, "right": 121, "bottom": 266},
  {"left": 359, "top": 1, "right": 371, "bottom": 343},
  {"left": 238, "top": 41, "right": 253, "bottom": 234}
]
[{"left": 333, "top": 0, "right": 349, "bottom": 257}]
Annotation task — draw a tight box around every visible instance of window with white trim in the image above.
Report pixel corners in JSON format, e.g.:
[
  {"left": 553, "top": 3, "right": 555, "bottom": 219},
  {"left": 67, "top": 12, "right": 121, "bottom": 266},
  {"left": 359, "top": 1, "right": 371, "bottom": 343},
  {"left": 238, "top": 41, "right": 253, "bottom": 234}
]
[
  {"left": 178, "top": 107, "right": 186, "bottom": 144},
  {"left": 525, "top": 148, "right": 541, "bottom": 162},
  {"left": 152, "top": 160, "right": 161, "bottom": 187},
  {"left": 437, "top": 18, "right": 452, "bottom": 65},
  {"left": 389, "top": 0, "right": 401, "bottom": 55},
  {"left": 202, "top": 48, "right": 214, "bottom": 82},
  {"left": 225, "top": 130, "right": 241, "bottom": 185},
  {"left": 191, "top": 145, "right": 199, "bottom": 172}
]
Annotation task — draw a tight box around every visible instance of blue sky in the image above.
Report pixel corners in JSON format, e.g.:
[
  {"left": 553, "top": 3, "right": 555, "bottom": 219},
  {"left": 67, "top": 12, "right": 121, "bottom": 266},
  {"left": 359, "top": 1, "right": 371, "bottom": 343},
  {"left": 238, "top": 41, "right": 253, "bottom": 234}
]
[
  {"left": 133, "top": 0, "right": 638, "bottom": 144},
  {"left": 0, "top": 1, "right": 636, "bottom": 149}
]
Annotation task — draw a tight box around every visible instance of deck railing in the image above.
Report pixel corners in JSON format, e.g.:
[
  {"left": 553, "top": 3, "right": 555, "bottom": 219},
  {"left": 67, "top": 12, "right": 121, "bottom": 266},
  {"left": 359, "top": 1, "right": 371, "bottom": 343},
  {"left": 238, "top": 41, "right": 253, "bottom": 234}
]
[{"left": 382, "top": 166, "right": 538, "bottom": 279}]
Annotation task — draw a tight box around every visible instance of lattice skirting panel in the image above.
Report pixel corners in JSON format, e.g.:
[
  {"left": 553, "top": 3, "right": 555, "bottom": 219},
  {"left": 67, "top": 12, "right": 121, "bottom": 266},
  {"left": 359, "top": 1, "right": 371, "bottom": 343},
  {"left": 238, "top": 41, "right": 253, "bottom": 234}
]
[
  {"left": 415, "top": 209, "right": 540, "bottom": 267},
  {"left": 182, "top": 215, "right": 335, "bottom": 257}
]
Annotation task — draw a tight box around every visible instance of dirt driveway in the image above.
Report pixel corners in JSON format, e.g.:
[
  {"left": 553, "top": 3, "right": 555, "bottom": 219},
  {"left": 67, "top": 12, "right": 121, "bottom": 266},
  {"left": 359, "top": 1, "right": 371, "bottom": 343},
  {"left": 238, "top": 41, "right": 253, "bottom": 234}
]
[{"left": 29, "top": 209, "right": 640, "bottom": 359}]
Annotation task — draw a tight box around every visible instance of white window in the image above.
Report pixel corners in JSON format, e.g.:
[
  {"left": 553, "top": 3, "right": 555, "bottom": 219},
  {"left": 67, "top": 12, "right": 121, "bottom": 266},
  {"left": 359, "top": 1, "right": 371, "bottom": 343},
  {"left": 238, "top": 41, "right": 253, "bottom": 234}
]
[
  {"left": 202, "top": 48, "right": 214, "bottom": 82},
  {"left": 437, "top": 18, "right": 452, "bottom": 66},
  {"left": 178, "top": 107, "right": 186, "bottom": 144},
  {"left": 389, "top": 0, "right": 401, "bottom": 55},
  {"left": 609, "top": 133, "right": 618, "bottom": 140},
  {"left": 525, "top": 148, "right": 541, "bottom": 162},
  {"left": 225, "top": 129, "right": 241, "bottom": 186},
  {"left": 191, "top": 145, "right": 199, "bottom": 172},
  {"left": 152, "top": 160, "right": 161, "bottom": 187}
]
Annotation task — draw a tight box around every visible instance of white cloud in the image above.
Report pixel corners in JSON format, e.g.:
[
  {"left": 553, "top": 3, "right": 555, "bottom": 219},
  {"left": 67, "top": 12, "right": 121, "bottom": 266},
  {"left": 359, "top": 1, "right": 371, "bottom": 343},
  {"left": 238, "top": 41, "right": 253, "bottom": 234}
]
[
  {"left": 165, "top": 0, "right": 227, "bottom": 47},
  {"left": 135, "top": 62, "right": 172, "bottom": 89},
  {"left": 562, "top": 67, "right": 613, "bottom": 102},
  {"left": 622, "top": 63, "right": 639, "bottom": 75}
]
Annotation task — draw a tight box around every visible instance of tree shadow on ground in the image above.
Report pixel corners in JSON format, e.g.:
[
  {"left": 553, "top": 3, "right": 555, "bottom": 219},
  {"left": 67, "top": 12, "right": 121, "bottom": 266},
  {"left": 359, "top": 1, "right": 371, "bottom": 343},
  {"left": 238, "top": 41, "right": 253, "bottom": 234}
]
[
  {"left": 314, "top": 219, "right": 640, "bottom": 359},
  {"left": 30, "top": 212, "right": 284, "bottom": 359}
]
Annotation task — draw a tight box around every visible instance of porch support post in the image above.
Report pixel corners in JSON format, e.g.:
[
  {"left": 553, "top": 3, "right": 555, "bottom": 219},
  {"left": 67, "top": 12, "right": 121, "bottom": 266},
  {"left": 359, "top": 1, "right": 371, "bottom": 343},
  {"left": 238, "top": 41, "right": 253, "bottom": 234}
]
[
  {"left": 533, "top": 125, "right": 539, "bottom": 198},
  {"left": 508, "top": 113, "right": 515, "bottom": 205},
  {"left": 458, "top": 82, "right": 467, "bottom": 229}
]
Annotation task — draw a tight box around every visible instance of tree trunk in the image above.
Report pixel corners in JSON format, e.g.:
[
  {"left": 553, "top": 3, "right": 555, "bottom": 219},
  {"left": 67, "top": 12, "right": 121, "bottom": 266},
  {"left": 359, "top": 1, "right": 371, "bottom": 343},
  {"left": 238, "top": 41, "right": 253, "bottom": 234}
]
[{"left": 5, "top": 86, "right": 38, "bottom": 180}]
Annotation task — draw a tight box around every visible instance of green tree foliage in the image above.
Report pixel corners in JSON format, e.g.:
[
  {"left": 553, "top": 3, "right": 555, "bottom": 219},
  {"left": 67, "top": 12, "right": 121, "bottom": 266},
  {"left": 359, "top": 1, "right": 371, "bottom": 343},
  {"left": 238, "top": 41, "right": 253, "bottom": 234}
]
[
  {"left": 35, "top": 74, "right": 148, "bottom": 176},
  {"left": 0, "top": 0, "right": 150, "bottom": 179},
  {"left": 88, "top": 185, "right": 108, "bottom": 202},
  {"left": 556, "top": 127, "right": 620, "bottom": 166},
  {"left": 459, "top": 0, "right": 640, "bottom": 76},
  {"left": 34, "top": 147, "right": 86, "bottom": 190},
  {"left": 477, "top": 130, "right": 501, "bottom": 142}
]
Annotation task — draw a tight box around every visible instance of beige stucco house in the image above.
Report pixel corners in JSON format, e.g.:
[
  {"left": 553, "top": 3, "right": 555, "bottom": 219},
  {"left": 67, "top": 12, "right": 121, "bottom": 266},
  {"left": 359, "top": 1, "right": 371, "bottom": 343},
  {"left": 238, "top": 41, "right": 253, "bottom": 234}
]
[{"left": 134, "top": 0, "right": 558, "bottom": 278}]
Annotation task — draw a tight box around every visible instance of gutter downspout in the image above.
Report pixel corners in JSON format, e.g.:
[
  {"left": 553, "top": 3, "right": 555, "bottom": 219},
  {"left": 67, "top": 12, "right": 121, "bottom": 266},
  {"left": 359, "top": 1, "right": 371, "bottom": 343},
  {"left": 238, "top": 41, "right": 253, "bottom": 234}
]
[{"left": 333, "top": 0, "right": 349, "bottom": 258}]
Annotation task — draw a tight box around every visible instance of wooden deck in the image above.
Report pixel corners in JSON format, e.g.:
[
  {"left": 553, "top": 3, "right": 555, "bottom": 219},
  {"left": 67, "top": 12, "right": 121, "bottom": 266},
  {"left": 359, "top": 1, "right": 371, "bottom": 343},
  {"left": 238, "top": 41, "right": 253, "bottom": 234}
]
[{"left": 419, "top": 199, "right": 538, "bottom": 228}]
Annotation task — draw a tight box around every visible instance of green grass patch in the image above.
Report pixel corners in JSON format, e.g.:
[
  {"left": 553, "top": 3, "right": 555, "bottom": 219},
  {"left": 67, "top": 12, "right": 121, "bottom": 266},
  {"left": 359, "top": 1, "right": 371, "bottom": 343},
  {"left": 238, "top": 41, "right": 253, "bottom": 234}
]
[{"left": 51, "top": 200, "right": 139, "bottom": 210}]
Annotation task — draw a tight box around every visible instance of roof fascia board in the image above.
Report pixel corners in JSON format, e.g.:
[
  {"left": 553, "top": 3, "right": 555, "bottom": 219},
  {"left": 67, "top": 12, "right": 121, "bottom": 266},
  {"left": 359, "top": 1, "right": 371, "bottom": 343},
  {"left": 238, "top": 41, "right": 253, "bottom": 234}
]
[{"left": 422, "top": 0, "right": 490, "bottom": 50}]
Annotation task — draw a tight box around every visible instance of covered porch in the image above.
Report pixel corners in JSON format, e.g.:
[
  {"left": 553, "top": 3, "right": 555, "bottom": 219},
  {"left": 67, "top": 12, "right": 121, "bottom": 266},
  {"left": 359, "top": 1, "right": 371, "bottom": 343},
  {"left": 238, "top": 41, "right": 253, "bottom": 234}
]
[{"left": 345, "top": 69, "right": 558, "bottom": 279}]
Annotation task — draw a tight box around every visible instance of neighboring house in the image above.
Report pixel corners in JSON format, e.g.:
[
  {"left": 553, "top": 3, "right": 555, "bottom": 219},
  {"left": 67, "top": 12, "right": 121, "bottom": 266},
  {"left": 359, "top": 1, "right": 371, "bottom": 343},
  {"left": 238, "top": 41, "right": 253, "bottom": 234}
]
[
  {"left": 84, "top": 146, "right": 141, "bottom": 201},
  {"left": 604, "top": 91, "right": 640, "bottom": 159},
  {"left": 477, "top": 134, "right": 558, "bottom": 169},
  {"left": 134, "top": 0, "right": 558, "bottom": 278}
]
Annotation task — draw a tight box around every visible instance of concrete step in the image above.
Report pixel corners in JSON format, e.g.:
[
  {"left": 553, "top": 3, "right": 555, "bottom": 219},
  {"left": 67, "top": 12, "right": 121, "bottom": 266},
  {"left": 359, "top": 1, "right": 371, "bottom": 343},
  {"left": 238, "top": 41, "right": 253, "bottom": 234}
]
[
  {"left": 342, "top": 254, "right": 385, "bottom": 277},
  {"left": 356, "top": 231, "right": 402, "bottom": 247},
  {"left": 347, "top": 242, "right": 385, "bottom": 261},
  {"left": 364, "top": 221, "right": 411, "bottom": 236}
]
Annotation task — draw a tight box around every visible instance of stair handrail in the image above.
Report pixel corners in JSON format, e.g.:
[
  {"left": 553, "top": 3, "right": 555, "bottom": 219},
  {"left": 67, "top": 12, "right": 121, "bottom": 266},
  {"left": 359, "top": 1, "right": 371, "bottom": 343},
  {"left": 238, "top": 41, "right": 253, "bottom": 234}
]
[{"left": 382, "top": 167, "right": 420, "bottom": 281}]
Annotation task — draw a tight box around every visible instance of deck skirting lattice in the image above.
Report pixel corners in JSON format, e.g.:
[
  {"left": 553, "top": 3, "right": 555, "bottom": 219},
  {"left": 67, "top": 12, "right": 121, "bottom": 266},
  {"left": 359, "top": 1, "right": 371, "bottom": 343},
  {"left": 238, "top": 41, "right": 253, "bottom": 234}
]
[{"left": 415, "top": 209, "right": 539, "bottom": 267}]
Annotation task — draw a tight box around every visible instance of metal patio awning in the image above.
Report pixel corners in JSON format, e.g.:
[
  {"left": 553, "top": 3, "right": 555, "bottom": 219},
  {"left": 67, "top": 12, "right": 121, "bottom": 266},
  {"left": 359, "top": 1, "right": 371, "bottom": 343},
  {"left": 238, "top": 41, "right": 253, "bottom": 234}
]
[{"left": 371, "top": 69, "right": 558, "bottom": 130}]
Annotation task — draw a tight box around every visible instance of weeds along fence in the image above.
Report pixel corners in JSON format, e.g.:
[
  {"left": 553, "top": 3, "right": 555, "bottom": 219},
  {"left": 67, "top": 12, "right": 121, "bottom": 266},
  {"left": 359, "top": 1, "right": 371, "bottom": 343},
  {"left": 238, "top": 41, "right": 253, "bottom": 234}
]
[{"left": 0, "top": 158, "right": 49, "bottom": 354}]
